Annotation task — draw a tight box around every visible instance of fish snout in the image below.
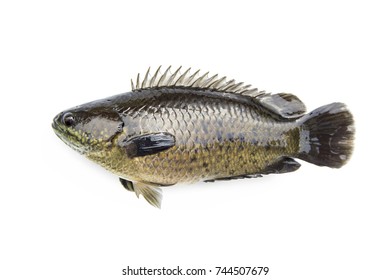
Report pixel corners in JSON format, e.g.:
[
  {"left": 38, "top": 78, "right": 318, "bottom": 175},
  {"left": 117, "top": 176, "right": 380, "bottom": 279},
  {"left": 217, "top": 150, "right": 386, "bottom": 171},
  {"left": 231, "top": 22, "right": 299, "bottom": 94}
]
[{"left": 52, "top": 112, "right": 63, "bottom": 130}]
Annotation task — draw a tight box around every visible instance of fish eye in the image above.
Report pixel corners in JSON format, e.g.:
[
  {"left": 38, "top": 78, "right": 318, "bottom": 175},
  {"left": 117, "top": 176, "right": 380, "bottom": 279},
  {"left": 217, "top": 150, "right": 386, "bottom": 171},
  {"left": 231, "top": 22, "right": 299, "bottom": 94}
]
[
  {"left": 62, "top": 112, "right": 75, "bottom": 127},
  {"left": 117, "top": 122, "right": 124, "bottom": 132}
]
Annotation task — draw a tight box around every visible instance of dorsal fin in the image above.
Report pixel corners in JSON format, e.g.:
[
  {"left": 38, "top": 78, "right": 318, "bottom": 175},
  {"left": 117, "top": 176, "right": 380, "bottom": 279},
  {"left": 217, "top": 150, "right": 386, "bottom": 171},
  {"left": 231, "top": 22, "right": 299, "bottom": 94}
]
[
  {"left": 131, "top": 66, "right": 266, "bottom": 97},
  {"left": 130, "top": 66, "right": 306, "bottom": 119},
  {"left": 258, "top": 93, "right": 306, "bottom": 119}
]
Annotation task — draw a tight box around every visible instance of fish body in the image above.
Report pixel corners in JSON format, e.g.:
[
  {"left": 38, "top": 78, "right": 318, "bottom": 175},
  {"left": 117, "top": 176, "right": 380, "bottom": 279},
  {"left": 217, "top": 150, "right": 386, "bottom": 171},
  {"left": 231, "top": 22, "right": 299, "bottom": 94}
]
[{"left": 52, "top": 67, "right": 354, "bottom": 207}]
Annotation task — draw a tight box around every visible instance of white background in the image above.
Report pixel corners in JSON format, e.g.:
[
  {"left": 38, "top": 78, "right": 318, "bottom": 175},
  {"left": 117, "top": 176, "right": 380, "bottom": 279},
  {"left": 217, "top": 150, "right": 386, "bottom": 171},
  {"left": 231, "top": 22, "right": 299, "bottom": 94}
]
[{"left": 1, "top": 1, "right": 389, "bottom": 279}]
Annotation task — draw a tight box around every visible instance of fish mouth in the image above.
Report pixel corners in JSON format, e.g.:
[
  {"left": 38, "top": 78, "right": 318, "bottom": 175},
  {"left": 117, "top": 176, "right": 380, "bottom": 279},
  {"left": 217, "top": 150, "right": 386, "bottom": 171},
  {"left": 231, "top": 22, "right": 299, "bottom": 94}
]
[
  {"left": 52, "top": 115, "right": 63, "bottom": 137},
  {"left": 52, "top": 114, "right": 68, "bottom": 140},
  {"left": 52, "top": 113, "right": 63, "bottom": 133},
  {"left": 52, "top": 118, "right": 60, "bottom": 134}
]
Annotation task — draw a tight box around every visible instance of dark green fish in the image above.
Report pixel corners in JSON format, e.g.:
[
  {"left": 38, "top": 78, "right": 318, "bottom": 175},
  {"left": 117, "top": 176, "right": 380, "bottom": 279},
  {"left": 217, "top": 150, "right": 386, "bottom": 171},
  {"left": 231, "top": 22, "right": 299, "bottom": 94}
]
[{"left": 52, "top": 66, "right": 354, "bottom": 207}]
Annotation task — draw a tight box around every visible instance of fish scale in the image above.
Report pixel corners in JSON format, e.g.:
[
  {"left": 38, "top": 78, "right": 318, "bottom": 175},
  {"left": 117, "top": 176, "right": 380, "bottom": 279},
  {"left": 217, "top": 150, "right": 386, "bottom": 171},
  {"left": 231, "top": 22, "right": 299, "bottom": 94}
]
[{"left": 112, "top": 93, "right": 295, "bottom": 185}]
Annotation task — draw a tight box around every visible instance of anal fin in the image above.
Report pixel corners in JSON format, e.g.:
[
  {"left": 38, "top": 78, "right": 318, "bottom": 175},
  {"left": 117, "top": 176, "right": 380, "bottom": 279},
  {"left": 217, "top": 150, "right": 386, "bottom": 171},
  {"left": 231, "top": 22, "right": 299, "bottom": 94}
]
[
  {"left": 204, "top": 158, "right": 300, "bottom": 183},
  {"left": 204, "top": 173, "right": 263, "bottom": 182},
  {"left": 262, "top": 157, "right": 301, "bottom": 175}
]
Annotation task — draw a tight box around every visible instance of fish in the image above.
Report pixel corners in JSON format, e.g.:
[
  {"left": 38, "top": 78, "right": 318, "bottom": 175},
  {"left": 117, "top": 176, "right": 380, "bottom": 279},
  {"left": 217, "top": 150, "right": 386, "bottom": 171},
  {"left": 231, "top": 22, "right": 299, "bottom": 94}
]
[{"left": 52, "top": 66, "right": 355, "bottom": 208}]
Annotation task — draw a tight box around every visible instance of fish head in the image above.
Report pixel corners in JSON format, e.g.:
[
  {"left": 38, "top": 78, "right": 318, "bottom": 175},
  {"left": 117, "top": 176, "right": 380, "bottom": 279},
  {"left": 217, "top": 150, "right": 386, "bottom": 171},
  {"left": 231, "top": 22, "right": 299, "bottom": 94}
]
[{"left": 52, "top": 98, "right": 124, "bottom": 155}]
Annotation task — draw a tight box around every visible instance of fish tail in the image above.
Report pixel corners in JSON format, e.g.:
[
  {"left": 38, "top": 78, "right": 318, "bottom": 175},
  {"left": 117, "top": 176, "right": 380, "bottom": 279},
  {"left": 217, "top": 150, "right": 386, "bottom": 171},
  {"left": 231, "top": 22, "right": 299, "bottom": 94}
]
[{"left": 297, "top": 102, "right": 355, "bottom": 168}]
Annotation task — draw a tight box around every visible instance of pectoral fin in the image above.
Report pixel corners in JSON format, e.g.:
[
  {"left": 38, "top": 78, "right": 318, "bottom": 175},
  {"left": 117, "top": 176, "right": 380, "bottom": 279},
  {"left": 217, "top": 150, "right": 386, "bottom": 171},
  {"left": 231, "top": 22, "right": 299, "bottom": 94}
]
[
  {"left": 119, "top": 178, "right": 163, "bottom": 208},
  {"left": 120, "top": 132, "right": 175, "bottom": 158},
  {"left": 259, "top": 93, "right": 306, "bottom": 119}
]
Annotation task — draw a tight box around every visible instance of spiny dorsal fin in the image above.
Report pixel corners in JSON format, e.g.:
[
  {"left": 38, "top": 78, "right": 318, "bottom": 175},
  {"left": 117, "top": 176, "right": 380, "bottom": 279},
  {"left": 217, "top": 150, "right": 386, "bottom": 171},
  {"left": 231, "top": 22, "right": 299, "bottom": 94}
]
[
  {"left": 131, "top": 66, "right": 266, "bottom": 97},
  {"left": 130, "top": 66, "right": 307, "bottom": 119}
]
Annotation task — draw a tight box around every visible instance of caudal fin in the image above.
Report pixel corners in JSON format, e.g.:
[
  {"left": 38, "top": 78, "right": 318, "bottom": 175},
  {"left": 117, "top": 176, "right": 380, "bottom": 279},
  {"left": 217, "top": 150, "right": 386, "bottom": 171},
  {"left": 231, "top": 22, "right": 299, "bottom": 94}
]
[{"left": 298, "top": 102, "right": 354, "bottom": 168}]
